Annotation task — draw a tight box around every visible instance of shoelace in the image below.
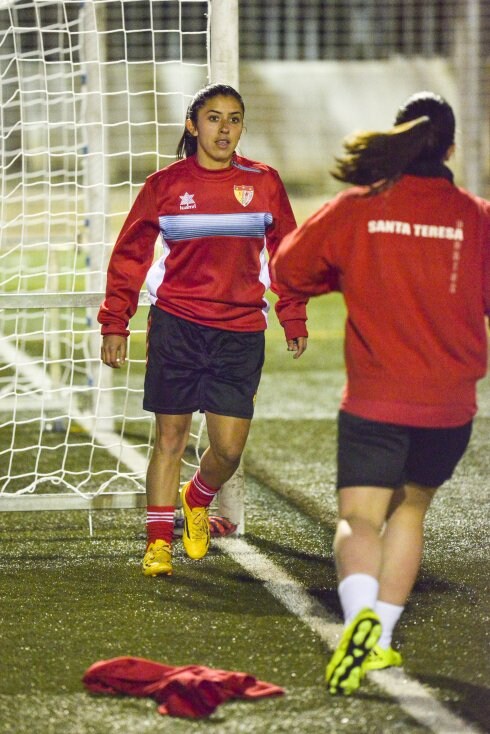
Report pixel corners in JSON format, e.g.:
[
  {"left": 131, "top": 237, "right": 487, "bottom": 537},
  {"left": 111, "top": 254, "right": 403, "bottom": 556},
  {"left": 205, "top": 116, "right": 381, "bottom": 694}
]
[
  {"left": 148, "top": 542, "right": 171, "bottom": 560},
  {"left": 190, "top": 508, "right": 209, "bottom": 538}
]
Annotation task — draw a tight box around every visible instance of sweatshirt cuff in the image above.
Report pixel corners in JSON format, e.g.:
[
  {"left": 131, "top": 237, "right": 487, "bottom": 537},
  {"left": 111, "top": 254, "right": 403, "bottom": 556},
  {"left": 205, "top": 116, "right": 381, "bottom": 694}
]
[
  {"left": 282, "top": 319, "right": 308, "bottom": 341},
  {"left": 101, "top": 324, "right": 130, "bottom": 338}
]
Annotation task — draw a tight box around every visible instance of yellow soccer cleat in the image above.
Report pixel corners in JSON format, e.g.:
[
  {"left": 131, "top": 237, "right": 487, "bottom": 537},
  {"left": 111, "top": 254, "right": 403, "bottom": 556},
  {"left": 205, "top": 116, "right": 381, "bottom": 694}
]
[
  {"left": 363, "top": 644, "right": 403, "bottom": 671},
  {"left": 180, "top": 481, "right": 210, "bottom": 560},
  {"left": 142, "top": 539, "right": 173, "bottom": 577},
  {"left": 326, "top": 608, "right": 382, "bottom": 696}
]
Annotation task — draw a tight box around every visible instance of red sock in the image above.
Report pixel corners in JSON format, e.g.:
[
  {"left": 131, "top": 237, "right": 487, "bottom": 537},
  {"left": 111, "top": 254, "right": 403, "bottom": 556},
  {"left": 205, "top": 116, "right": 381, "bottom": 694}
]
[
  {"left": 185, "top": 471, "right": 220, "bottom": 509},
  {"left": 146, "top": 505, "right": 175, "bottom": 546}
]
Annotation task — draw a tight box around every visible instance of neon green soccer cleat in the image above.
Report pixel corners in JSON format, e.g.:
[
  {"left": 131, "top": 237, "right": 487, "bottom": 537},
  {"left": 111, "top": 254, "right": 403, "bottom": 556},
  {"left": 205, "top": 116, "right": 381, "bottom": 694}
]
[
  {"left": 142, "top": 539, "right": 173, "bottom": 577},
  {"left": 363, "top": 644, "right": 403, "bottom": 671},
  {"left": 180, "top": 481, "right": 210, "bottom": 560},
  {"left": 326, "top": 608, "right": 382, "bottom": 696}
]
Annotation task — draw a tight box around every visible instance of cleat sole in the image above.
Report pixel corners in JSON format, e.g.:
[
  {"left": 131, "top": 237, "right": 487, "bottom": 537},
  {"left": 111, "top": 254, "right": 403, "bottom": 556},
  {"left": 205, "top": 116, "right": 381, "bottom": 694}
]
[{"left": 326, "top": 609, "right": 382, "bottom": 696}]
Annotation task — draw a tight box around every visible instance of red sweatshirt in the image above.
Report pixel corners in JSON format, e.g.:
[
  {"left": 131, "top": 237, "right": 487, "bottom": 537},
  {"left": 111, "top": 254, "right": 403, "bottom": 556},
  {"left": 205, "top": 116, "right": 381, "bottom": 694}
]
[
  {"left": 98, "top": 154, "right": 307, "bottom": 341},
  {"left": 82, "top": 656, "right": 284, "bottom": 719},
  {"left": 272, "top": 175, "right": 490, "bottom": 427}
]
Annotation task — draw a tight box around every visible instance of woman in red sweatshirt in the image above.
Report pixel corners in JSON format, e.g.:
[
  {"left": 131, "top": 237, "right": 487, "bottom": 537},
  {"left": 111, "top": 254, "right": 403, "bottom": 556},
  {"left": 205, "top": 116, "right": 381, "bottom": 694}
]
[
  {"left": 98, "top": 83, "right": 307, "bottom": 577},
  {"left": 272, "top": 92, "right": 490, "bottom": 696}
]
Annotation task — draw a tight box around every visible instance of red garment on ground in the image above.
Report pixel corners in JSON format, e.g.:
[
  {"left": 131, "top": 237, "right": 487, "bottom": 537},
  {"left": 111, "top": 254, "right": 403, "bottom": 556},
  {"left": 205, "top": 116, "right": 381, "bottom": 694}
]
[{"left": 82, "top": 656, "right": 284, "bottom": 718}]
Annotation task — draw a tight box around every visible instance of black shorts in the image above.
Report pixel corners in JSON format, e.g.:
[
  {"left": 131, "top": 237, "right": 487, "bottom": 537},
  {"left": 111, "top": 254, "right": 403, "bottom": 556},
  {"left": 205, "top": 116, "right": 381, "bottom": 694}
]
[
  {"left": 337, "top": 410, "right": 473, "bottom": 490},
  {"left": 143, "top": 307, "right": 265, "bottom": 419}
]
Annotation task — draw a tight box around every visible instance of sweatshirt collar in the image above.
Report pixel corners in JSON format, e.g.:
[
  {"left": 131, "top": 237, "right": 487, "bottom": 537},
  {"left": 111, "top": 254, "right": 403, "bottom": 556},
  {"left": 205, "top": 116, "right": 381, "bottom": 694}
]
[
  {"left": 187, "top": 153, "right": 238, "bottom": 180},
  {"left": 403, "top": 160, "right": 454, "bottom": 183}
]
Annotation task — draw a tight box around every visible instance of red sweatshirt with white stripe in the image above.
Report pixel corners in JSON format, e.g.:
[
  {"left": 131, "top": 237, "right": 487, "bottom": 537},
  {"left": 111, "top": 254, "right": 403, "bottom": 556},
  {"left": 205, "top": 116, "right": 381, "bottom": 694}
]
[
  {"left": 272, "top": 174, "right": 490, "bottom": 427},
  {"left": 98, "top": 154, "right": 307, "bottom": 341}
]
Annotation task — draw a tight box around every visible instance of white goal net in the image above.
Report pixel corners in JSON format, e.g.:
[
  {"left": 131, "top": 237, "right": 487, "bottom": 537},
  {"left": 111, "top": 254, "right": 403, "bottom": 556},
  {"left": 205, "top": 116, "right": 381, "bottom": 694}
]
[{"left": 0, "top": 0, "right": 244, "bottom": 531}]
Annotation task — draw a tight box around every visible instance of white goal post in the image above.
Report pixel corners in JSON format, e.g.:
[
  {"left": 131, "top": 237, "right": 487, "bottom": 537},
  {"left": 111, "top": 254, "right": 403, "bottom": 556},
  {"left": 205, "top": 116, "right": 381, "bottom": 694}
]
[{"left": 0, "top": 0, "right": 244, "bottom": 533}]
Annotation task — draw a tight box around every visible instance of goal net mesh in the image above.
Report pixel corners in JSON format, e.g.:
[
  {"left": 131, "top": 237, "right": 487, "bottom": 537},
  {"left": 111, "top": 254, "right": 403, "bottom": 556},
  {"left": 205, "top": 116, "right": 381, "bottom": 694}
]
[{"left": 0, "top": 1, "right": 215, "bottom": 512}]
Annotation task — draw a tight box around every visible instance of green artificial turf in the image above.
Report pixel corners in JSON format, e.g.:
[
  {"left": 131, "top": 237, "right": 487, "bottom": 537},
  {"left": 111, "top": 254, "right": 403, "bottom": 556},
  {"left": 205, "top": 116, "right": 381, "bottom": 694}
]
[
  {"left": 0, "top": 477, "right": 433, "bottom": 734},
  {"left": 1, "top": 199, "right": 489, "bottom": 732}
]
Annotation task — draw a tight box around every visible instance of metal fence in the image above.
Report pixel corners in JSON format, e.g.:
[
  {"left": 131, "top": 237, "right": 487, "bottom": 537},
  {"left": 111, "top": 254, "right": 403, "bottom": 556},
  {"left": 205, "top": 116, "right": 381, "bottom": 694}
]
[
  {"left": 11, "top": 1, "right": 488, "bottom": 62},
  {"left": 3, "top": 0, "right": 489, "bottom": 194},
  {"left": 240, "top": 0, "right": 458, "bottom": 60}
]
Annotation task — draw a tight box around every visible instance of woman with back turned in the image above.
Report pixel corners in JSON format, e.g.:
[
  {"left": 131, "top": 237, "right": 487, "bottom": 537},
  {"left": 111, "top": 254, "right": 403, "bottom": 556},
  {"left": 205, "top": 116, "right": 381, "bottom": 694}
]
[
  {"left": 98, "top": 83, "right": 307, "bottom": 578},
  {"left": 272, "top": 92, "right": 490, "bottom": 695}
]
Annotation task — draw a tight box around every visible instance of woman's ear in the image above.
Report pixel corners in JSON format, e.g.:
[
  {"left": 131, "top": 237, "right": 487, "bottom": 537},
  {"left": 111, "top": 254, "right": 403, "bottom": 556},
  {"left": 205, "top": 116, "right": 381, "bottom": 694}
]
[
  {"left": 185, "top": 118, "right": 198, "bottom": 137},
  {"left": 445, "top": 143, "right": 455, "bottom": 161}
]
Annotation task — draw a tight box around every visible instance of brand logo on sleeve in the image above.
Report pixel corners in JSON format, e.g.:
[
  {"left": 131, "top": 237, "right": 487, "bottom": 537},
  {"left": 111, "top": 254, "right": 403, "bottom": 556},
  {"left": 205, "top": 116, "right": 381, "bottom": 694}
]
[
  {"left": 234, "top": 185, "right": 254, "bottom": 207},
  {"left": 180, "top": 192, "right": 196, "bottom": 210}
]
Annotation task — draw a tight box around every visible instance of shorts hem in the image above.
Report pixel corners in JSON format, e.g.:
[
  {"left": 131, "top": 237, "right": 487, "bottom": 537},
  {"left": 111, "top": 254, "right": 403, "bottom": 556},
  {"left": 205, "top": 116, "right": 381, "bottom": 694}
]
[
  {"left": 143, "top": 405, "right": 198, "bottom": 415},
  {"left": 202, "top": 406, "right": 254, "bottom": 420},
  {"left": 143, "top": 404, "right": 254, "bottom": 419},
  {"left": 336, "top": 481, "right": 401, "bottom": 491}
]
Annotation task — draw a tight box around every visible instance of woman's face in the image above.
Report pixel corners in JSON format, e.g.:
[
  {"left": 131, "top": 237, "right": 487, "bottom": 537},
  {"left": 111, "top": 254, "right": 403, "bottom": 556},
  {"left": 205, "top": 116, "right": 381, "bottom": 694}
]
[{"left": 186, "top": 95, "right": 244, "bottom": 169}]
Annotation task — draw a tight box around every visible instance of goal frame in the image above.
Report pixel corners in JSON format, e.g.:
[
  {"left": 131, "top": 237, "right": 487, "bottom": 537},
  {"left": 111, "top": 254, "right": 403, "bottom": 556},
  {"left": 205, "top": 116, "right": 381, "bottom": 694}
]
[{"left": 0, "top": 0, "right": 244, "bottom": 533}]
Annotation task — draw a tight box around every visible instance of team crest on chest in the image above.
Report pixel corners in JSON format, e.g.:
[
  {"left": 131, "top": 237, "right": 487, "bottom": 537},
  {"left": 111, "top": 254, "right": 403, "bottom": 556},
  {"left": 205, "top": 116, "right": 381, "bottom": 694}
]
[
  {"left": 180, "top": 192, "right": 196, "bottom": 210},
  {"left": 234, "top": 185, "right": 254, "bottom": 207}
]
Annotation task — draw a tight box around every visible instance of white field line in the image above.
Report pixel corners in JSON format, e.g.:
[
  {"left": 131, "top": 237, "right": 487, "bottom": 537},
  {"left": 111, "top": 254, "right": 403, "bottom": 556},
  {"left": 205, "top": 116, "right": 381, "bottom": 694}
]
[
  {"left": 4, "top": 331, "right": 484, "bottom": 729},
  {"left": 216, "top": 536, "right": 484, "bottom": 734}
]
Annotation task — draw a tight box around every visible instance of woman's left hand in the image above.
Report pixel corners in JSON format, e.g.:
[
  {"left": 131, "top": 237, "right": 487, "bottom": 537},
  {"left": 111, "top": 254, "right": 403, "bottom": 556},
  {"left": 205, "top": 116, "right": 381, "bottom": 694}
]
[{"left": 287, "top": 337, "right": 308, "bottom": 359}]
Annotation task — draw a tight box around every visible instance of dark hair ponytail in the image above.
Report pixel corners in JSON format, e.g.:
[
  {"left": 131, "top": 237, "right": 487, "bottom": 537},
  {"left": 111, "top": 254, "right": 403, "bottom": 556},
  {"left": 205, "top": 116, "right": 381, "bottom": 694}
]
[
  {"left": 331, "top": 116, "right": 432, "bottom": 186},
  {"left": 176, "top": 83, "right": 245, "bottom": 159},
  {"left": 176, "top": 128, "right": 197, "bottom": 160},
  {"left": 331, "top": 91, "right": 455, "bottom": 188},
  {"left": 395, "top": 91, "right": 455, "bottom": 160}
]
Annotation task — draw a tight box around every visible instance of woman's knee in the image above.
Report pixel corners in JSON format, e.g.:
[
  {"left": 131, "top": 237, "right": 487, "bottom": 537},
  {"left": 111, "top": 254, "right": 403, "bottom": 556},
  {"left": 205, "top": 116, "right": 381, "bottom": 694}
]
[
  {"left": 387, "top": 483, "right": 437, "bottom": 519},
  {"left": 153, "top": 415, "right": 191, "bottom": 458},
  {"left": 153, "top": 436, "right": 187, "bottom": 460},
  {"left": 339, "top": 512, "right": 385, "bottom": 536},
  {"left": 209, "top": 440, "right": 243, "bottom": 471},
  {"left": 338, "top": 486, "right": 394, "bottom": 533}
]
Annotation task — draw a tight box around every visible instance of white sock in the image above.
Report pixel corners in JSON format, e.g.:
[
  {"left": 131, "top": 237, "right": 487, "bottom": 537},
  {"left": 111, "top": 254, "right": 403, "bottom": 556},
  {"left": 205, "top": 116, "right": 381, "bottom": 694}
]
[
  {"left": 338, "top": 573, "right": 379, "bottom": 625},
  {"left": 375, "top": 600, "right": 404, "bottom": 649}
]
